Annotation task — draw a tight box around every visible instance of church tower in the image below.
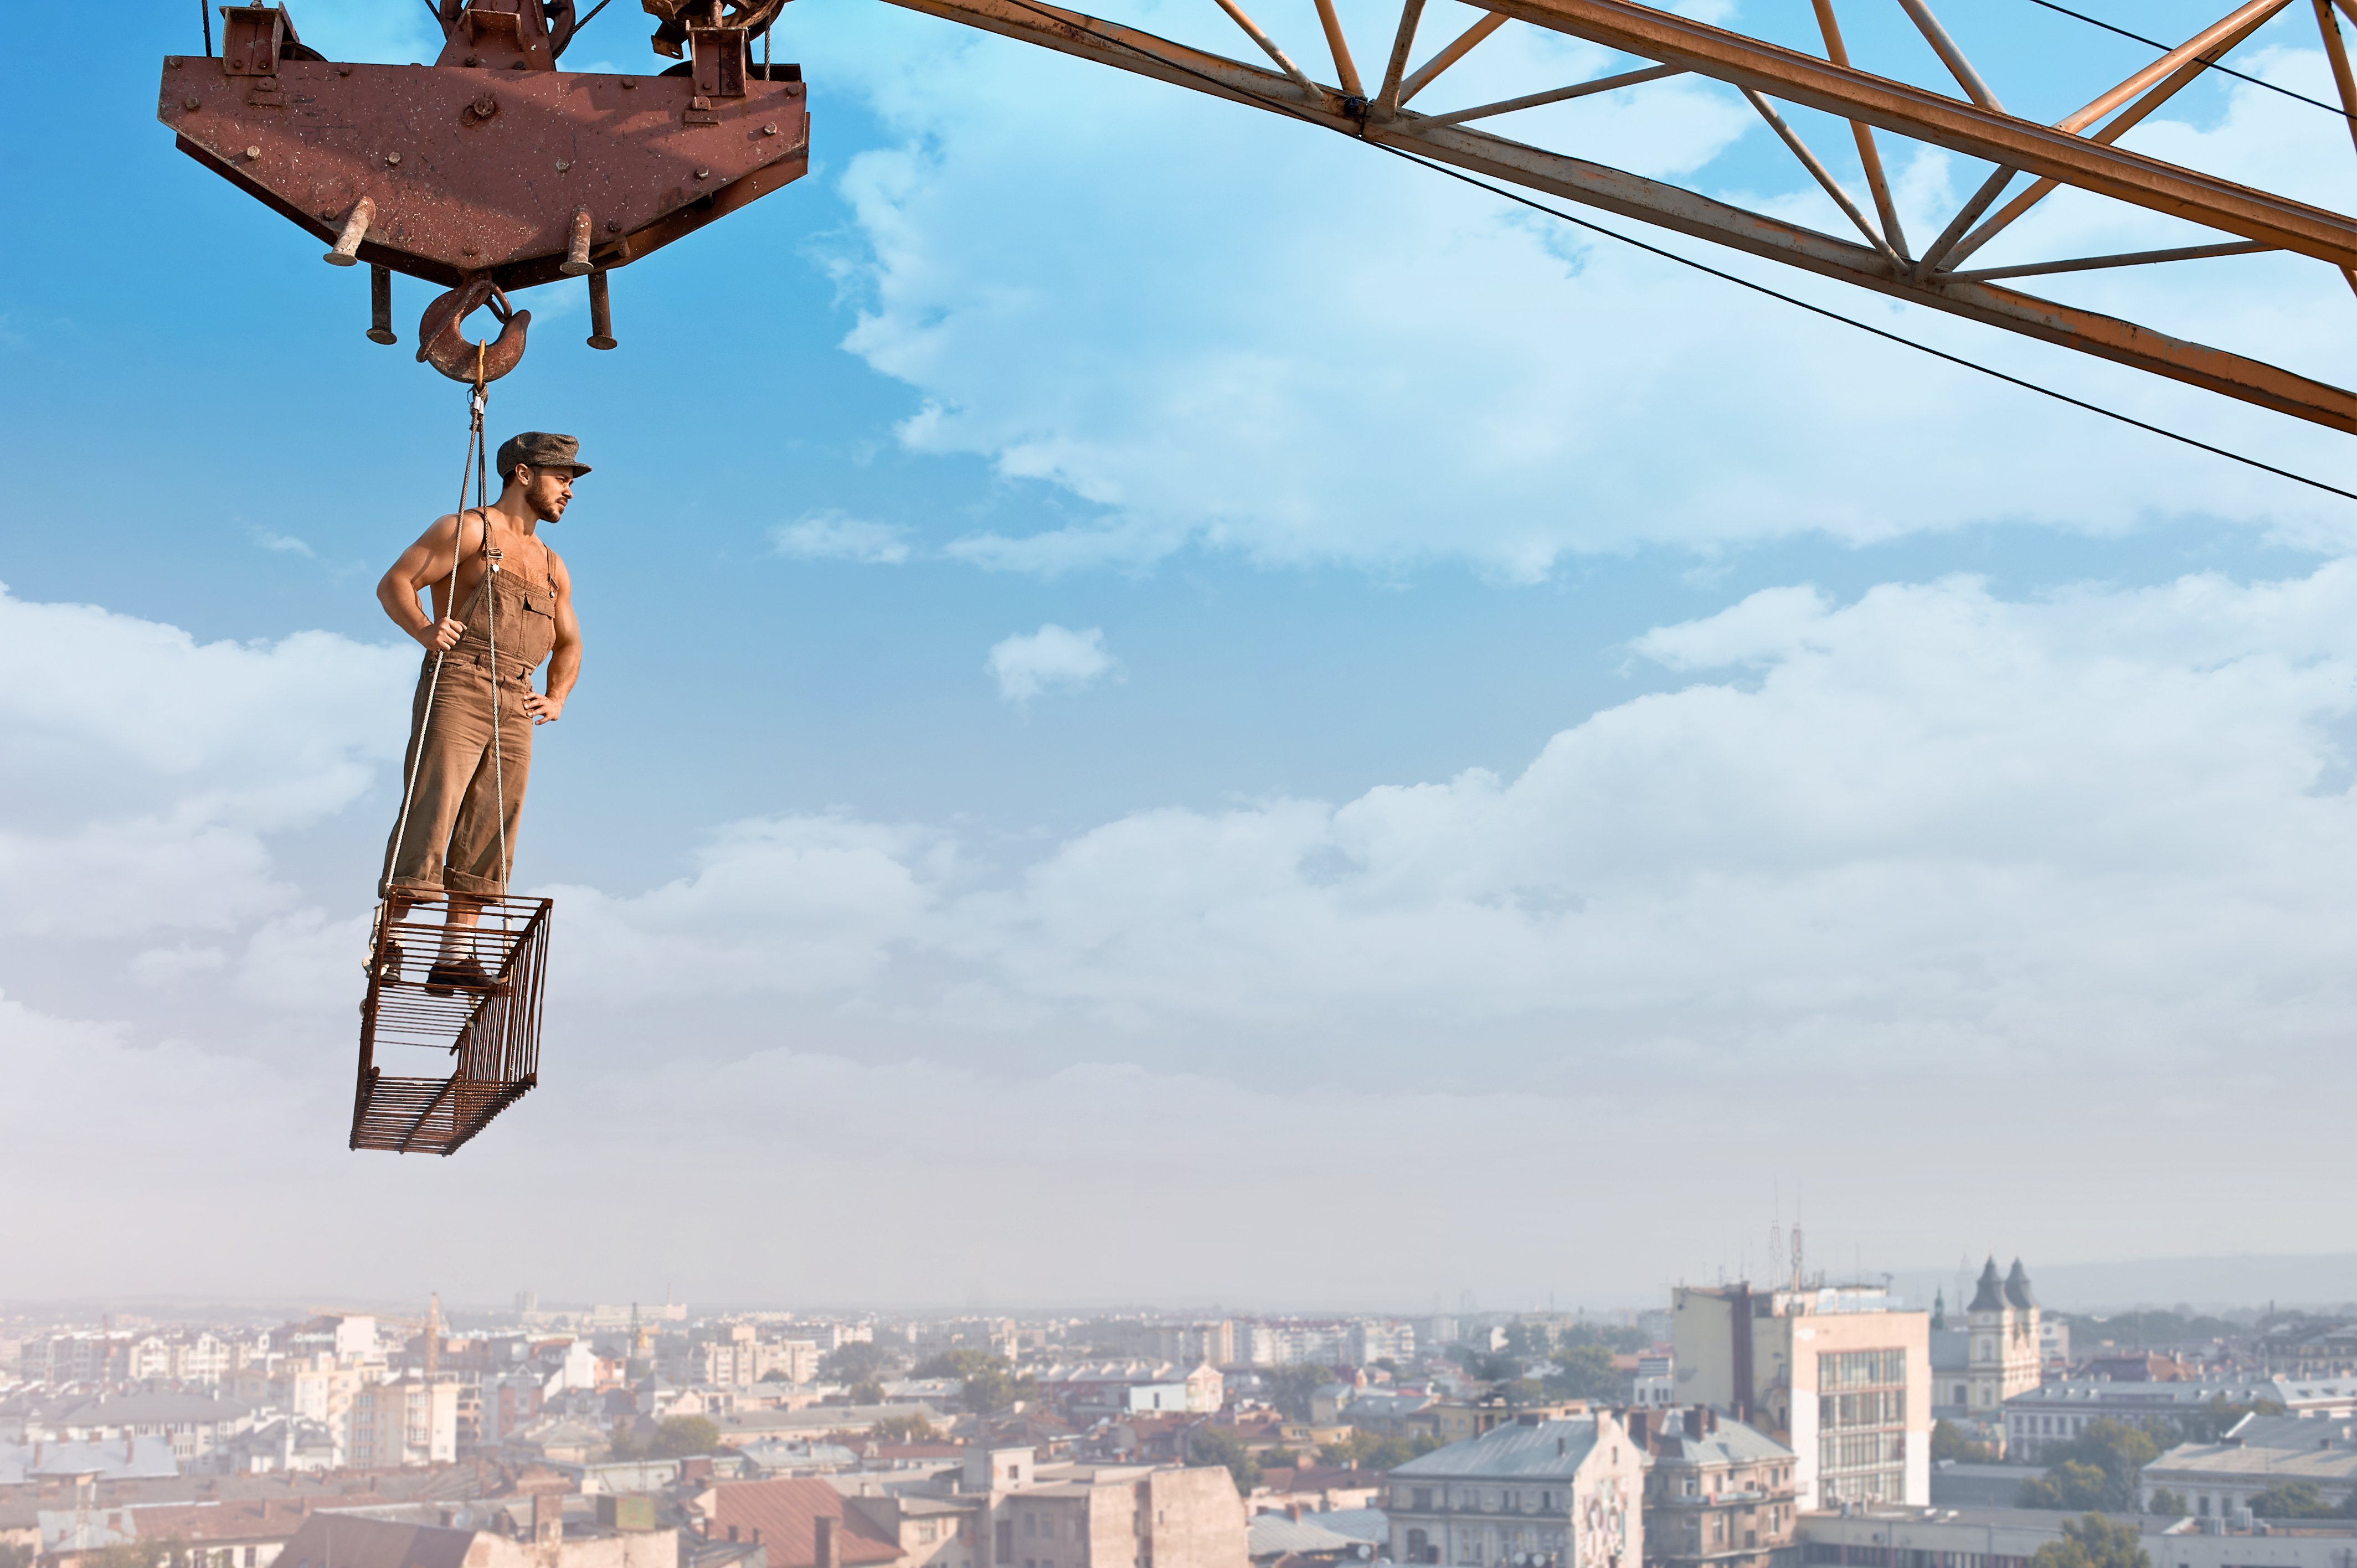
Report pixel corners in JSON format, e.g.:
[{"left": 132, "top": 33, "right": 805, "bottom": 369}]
[{"left": 1965, "top": 1257, "right": 2042, "bottom": 1415}]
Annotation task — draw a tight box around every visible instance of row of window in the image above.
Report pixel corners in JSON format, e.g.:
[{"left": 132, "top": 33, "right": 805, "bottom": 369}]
[
  {"left": 1819, "top": 1351, "right": 1908, "bottom": 1391},
  {"left": 1394, "top": 1488, "right": 1568, "bottom": 1514},
  {"left": 1819, "top": 1433, "right": 1905, "bottom": 1474},
  {"left": 1803, "top": 1546, "right": 2030, "bottom": 1568},
  {"left": 1820, "top": 1392, "right": 1905, "bottom": 1431}
]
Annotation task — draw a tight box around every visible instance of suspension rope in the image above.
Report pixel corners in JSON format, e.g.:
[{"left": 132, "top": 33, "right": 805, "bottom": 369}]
[
  {"left": 380, "top": 384, "right": 490, "bottom": 913},
  {"left": 480, "top": 345, "right": 511, "bottom": 893}
]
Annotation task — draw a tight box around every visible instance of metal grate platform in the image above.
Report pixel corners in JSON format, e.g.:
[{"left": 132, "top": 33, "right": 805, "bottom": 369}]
[{"left": 351, "top": 893, "right": 551, "bottom": 1155}]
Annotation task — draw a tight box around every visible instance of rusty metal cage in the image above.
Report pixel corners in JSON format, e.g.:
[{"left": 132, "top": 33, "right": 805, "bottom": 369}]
[{"left": 351, "top": 894, "right": 552, "bottom": 1154}]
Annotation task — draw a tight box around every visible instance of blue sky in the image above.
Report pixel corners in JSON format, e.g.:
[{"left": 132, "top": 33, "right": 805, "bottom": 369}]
[{"left": 6, "top": 0, "right": 2357, "bottom": 1311}]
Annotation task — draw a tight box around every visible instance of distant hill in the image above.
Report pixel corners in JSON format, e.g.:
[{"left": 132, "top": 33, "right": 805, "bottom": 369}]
[{"left": 1895, "top": 1254, "right": 2357, "bottom": 1317}]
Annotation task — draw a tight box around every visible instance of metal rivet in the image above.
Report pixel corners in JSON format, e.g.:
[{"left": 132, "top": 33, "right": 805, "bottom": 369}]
[
  {"left": 619, "top": 77, "right": 635, "bottom": 87},
  {"left": 183, "top": 95, "right": 201, "bottom": 110},
  {"left": 337, "top": 65, "right": 352, "bottom": 75},
  {"left": 605, "top": 220, "right": 620, "bottom": 233},
  {"left": 761, "top": 122, "right": 778, "bottom": 135},
  {"left": 386, "top": 151, "right": 403, "bottom": 166},
  {"left": 465, "top": 55, "right": 481, "bottom": 66},
  {"left": 555, "top": 159, "right": 571, "bottom": 172},
  {"left": 245, "top": 145, "right": 261, "bottom": 158},
  {"left": 694, "top": 167, "right": 709, "bottom": 179}
]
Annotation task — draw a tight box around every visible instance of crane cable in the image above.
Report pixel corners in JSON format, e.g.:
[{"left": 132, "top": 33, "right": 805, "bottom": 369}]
[
  {"left": 379, "top": 357, "right": 511, "bottom": 935},
  {"left": 2019, "top": 0, "right": 2357, "bottom": 124},
  {"left": 983, "top": 0, "right": 2357, "bottom": 504}
]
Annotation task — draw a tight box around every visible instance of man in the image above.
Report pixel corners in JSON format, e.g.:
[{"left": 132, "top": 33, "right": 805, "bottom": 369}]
[{"left": 374, "top": 430, "right": 585, "bottom": 991}]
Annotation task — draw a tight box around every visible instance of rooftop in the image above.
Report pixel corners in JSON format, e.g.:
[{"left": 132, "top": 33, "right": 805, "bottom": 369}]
[{"left": 1389, "top": 1419, "right": 1604, "bottom": 1482}]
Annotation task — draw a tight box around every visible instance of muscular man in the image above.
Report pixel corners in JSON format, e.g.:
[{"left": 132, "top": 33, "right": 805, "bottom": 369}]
[{"left": 374, "top": 431, "right": 586, "bottom": 991}]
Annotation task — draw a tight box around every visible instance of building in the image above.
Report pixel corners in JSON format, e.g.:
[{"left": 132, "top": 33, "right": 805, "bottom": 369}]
[
  {"left": 21, "top": 1393, "right": 257, "bottom": 1466},
  {"left": 1632, "top": 1408, "right": 1796, "bottom": 1568},
  {"left": 696, "top": 1447, "right": 1247, "bottom": 1568},
  {"left": 1672, "top": 1285, "right": 1930, "bottom": 1510},
  {"left": 957, "top": 1448, "right": 1247, "bottom": 1568},
  {"left": 345, "top": 1375, "right": 460, "bottom": 1468},
  {"left": 2141, "top": 1414, "right": 2357, "bottom": 1517},
  {"left": 1631, "top": 1359, "right": 1675, "bottom": 1411},
  {"left": 270, "top": 1506, "right": 676, "bottom": 1568},
  {"left": 2003, "top": 1378, "right": 2357, "bottom": 1461},
  {"left": 1385, "top": 1410, "right": 1647, "bottom": 1568},
  {"left": 1963, "top": 1262, "right": 2041, "bottom": 1422},
  {"left": 1798, "top": 1502, "right": 2357, "bottom": 1568}
]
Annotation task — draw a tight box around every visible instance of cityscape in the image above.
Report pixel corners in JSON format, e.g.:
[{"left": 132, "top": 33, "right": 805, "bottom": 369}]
[{"left": 11, "top": 1265, "right": 2357, "bottom": 1568}]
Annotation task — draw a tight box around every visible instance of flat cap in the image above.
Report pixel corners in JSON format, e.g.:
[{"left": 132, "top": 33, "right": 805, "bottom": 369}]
[{"left": 496, "top": 430, "right": 591, "bottom": 477}]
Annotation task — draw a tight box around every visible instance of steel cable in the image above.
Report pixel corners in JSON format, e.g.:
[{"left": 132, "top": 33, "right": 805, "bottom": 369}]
[{"left": 983, "top": 0, "right": 2357, "bottom": 503}]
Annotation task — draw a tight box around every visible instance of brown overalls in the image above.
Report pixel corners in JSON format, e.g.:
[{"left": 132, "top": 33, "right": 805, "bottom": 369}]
[{"left": 380, "top": 519, "right": 559, "bottom": 898}]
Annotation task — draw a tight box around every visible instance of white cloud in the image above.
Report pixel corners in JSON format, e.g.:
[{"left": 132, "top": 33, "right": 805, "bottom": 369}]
[
  {"left": 491, "top": 563, "right": 2357, "bottom": 1103},
  {"left": 769, "top": 510, "right": 914, "bottom": 564},
  {"left": 249, "top": 527, "right": 316, "bottom": 558},
  {"left": 987, "top": 623, "right": 1117, "bottom": 703},
  {"left": 794, "top": 3, "right": 2356, "bottom": 576},
  {"left": 0, "top": 584, "right": 413, "bottom": 938},
  {"left": 11, "top": 572, "right": 2357, "bottom": 1299}
]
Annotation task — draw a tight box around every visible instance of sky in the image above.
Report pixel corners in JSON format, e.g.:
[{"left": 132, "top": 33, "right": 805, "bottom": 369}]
[{"left": 6, "top": 0, "right": 2357, "bottom": 1314}]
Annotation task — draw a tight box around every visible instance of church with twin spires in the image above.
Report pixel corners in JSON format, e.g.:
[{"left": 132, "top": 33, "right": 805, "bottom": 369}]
[{"left": 1964, "top": 1257, "right": 2044, "bottom": 1415}]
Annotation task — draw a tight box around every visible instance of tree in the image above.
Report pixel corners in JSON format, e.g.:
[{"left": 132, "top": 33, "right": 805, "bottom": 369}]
[
  {"left": 820, "top": 1342, "right": 893, "bottom": 1384},
  {"left": 1191, "top": 1426, "right": 1262, "bottom": 1494},
  {"left": 913, "top": 1349, "right": 1036, "bottom": 1414},
  {"left": 2147, "top": 1489, "right": 2189, "bottom": 1519},
  {"left": 1263, "top": 1365, "right": 1338, "bottom": 1421},
  {"left": 1504, "top": 1322, "right": 1555, "bottom": 1358},
  {"left": 848, "top": 1378, "right": 886, "bottom": 1404},
  {"left": 875, "top": 1412, "right": 938, "bottom": 1442},
  {"left": 2016, "top": 1421, "right": 2160, "bottom": 1513},
  {"left": 646, "top": 1415, "right": 721, "bottom": 1457},
  {"left": 1558, "top": 1323, "right": 1650, "bottom": 1355},
  {"left": 1544, "top": 1345, "right": 1621, "bottom": 1401},
  {"left": 1932, "top": 1420, "right": 1995, "bottom": 1463},
  {"left": 2249, "top": 1482, "right": 2338, "bottom": 1518},
  {"left": 2029, "top": 1515, "right": 2149, "bottom": 1568},
  {"left": 1316, "top": 1429, "right": 1443, "bottom": 1471}
]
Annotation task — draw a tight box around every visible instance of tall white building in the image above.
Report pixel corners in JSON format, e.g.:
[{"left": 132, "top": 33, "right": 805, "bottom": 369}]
[{"left": 1672, "top": 1283, "right": 1929, "bottom": 1509}]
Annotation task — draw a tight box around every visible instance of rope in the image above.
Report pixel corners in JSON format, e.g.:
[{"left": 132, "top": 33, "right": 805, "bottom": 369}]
[
  {"left": 380, "top": 386, "right": 487, "bottom": 904},
  {"left": 480, "top": 345, "right": 510, "bottom": 892}
]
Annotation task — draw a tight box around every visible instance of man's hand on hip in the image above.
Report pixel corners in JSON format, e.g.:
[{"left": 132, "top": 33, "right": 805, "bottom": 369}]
[{"left": 524, "top": 690, "right": 565, "bottom": 725}]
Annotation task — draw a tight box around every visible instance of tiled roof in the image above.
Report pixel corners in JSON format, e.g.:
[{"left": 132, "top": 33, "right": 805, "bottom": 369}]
[
  {"left": 274, "top": 1515, "right": 480, "bottom": 1568},
  {"left": 706, "top": 1478, "right": 904, "bottom": 1568}
]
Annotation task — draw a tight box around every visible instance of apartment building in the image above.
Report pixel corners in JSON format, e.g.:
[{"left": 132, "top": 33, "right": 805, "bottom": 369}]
[
  {"left": 1672, "top": 1284, "right": 1930, "bottom": 1509},
  {"left": 346, "top": 1375, "right": 459, "bottom": 1468},
  {"left": 1385, "top": 1410, "right": 1648, "bottom": 1568},
  {"left": 1630, "top": 1408, "right": 1795, "bottom": 1568}
]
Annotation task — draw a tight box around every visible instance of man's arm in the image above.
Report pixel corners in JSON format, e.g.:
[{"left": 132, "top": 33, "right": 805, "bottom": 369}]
[
  {"left": 376, "top": 512, "right": 473, "bottom": 652},
  {"left": 526, "top": 547, "right": 581, "bottom": 724}
]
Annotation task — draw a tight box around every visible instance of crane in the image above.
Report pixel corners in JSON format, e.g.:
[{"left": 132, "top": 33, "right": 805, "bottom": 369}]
[
  {"left": 159, "top": 0, "right": 2357, "bottom": 429},
  {"left": 155, "top": 0, "right": 2357, "bottom": 1151}
]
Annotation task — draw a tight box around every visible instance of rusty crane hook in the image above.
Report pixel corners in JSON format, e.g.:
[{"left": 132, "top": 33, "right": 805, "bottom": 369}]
[{"left": 416, "top": 276, "right": 531, "bottom": 383}]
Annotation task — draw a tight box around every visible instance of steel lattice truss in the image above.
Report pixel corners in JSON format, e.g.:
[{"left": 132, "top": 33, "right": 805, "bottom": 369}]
[{"left": 873, "top": 0, "right": 2357, "bottom": 434}]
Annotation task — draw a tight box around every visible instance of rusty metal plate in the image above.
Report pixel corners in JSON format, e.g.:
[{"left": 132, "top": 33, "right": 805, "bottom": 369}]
[{"left": 157, "top": 55, "right": 809, "bottom": 289}]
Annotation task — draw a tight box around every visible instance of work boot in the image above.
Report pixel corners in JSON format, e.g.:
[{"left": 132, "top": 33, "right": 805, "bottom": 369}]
[{"left": 425, "top": 955, "right": 510, "bottom": 997}]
